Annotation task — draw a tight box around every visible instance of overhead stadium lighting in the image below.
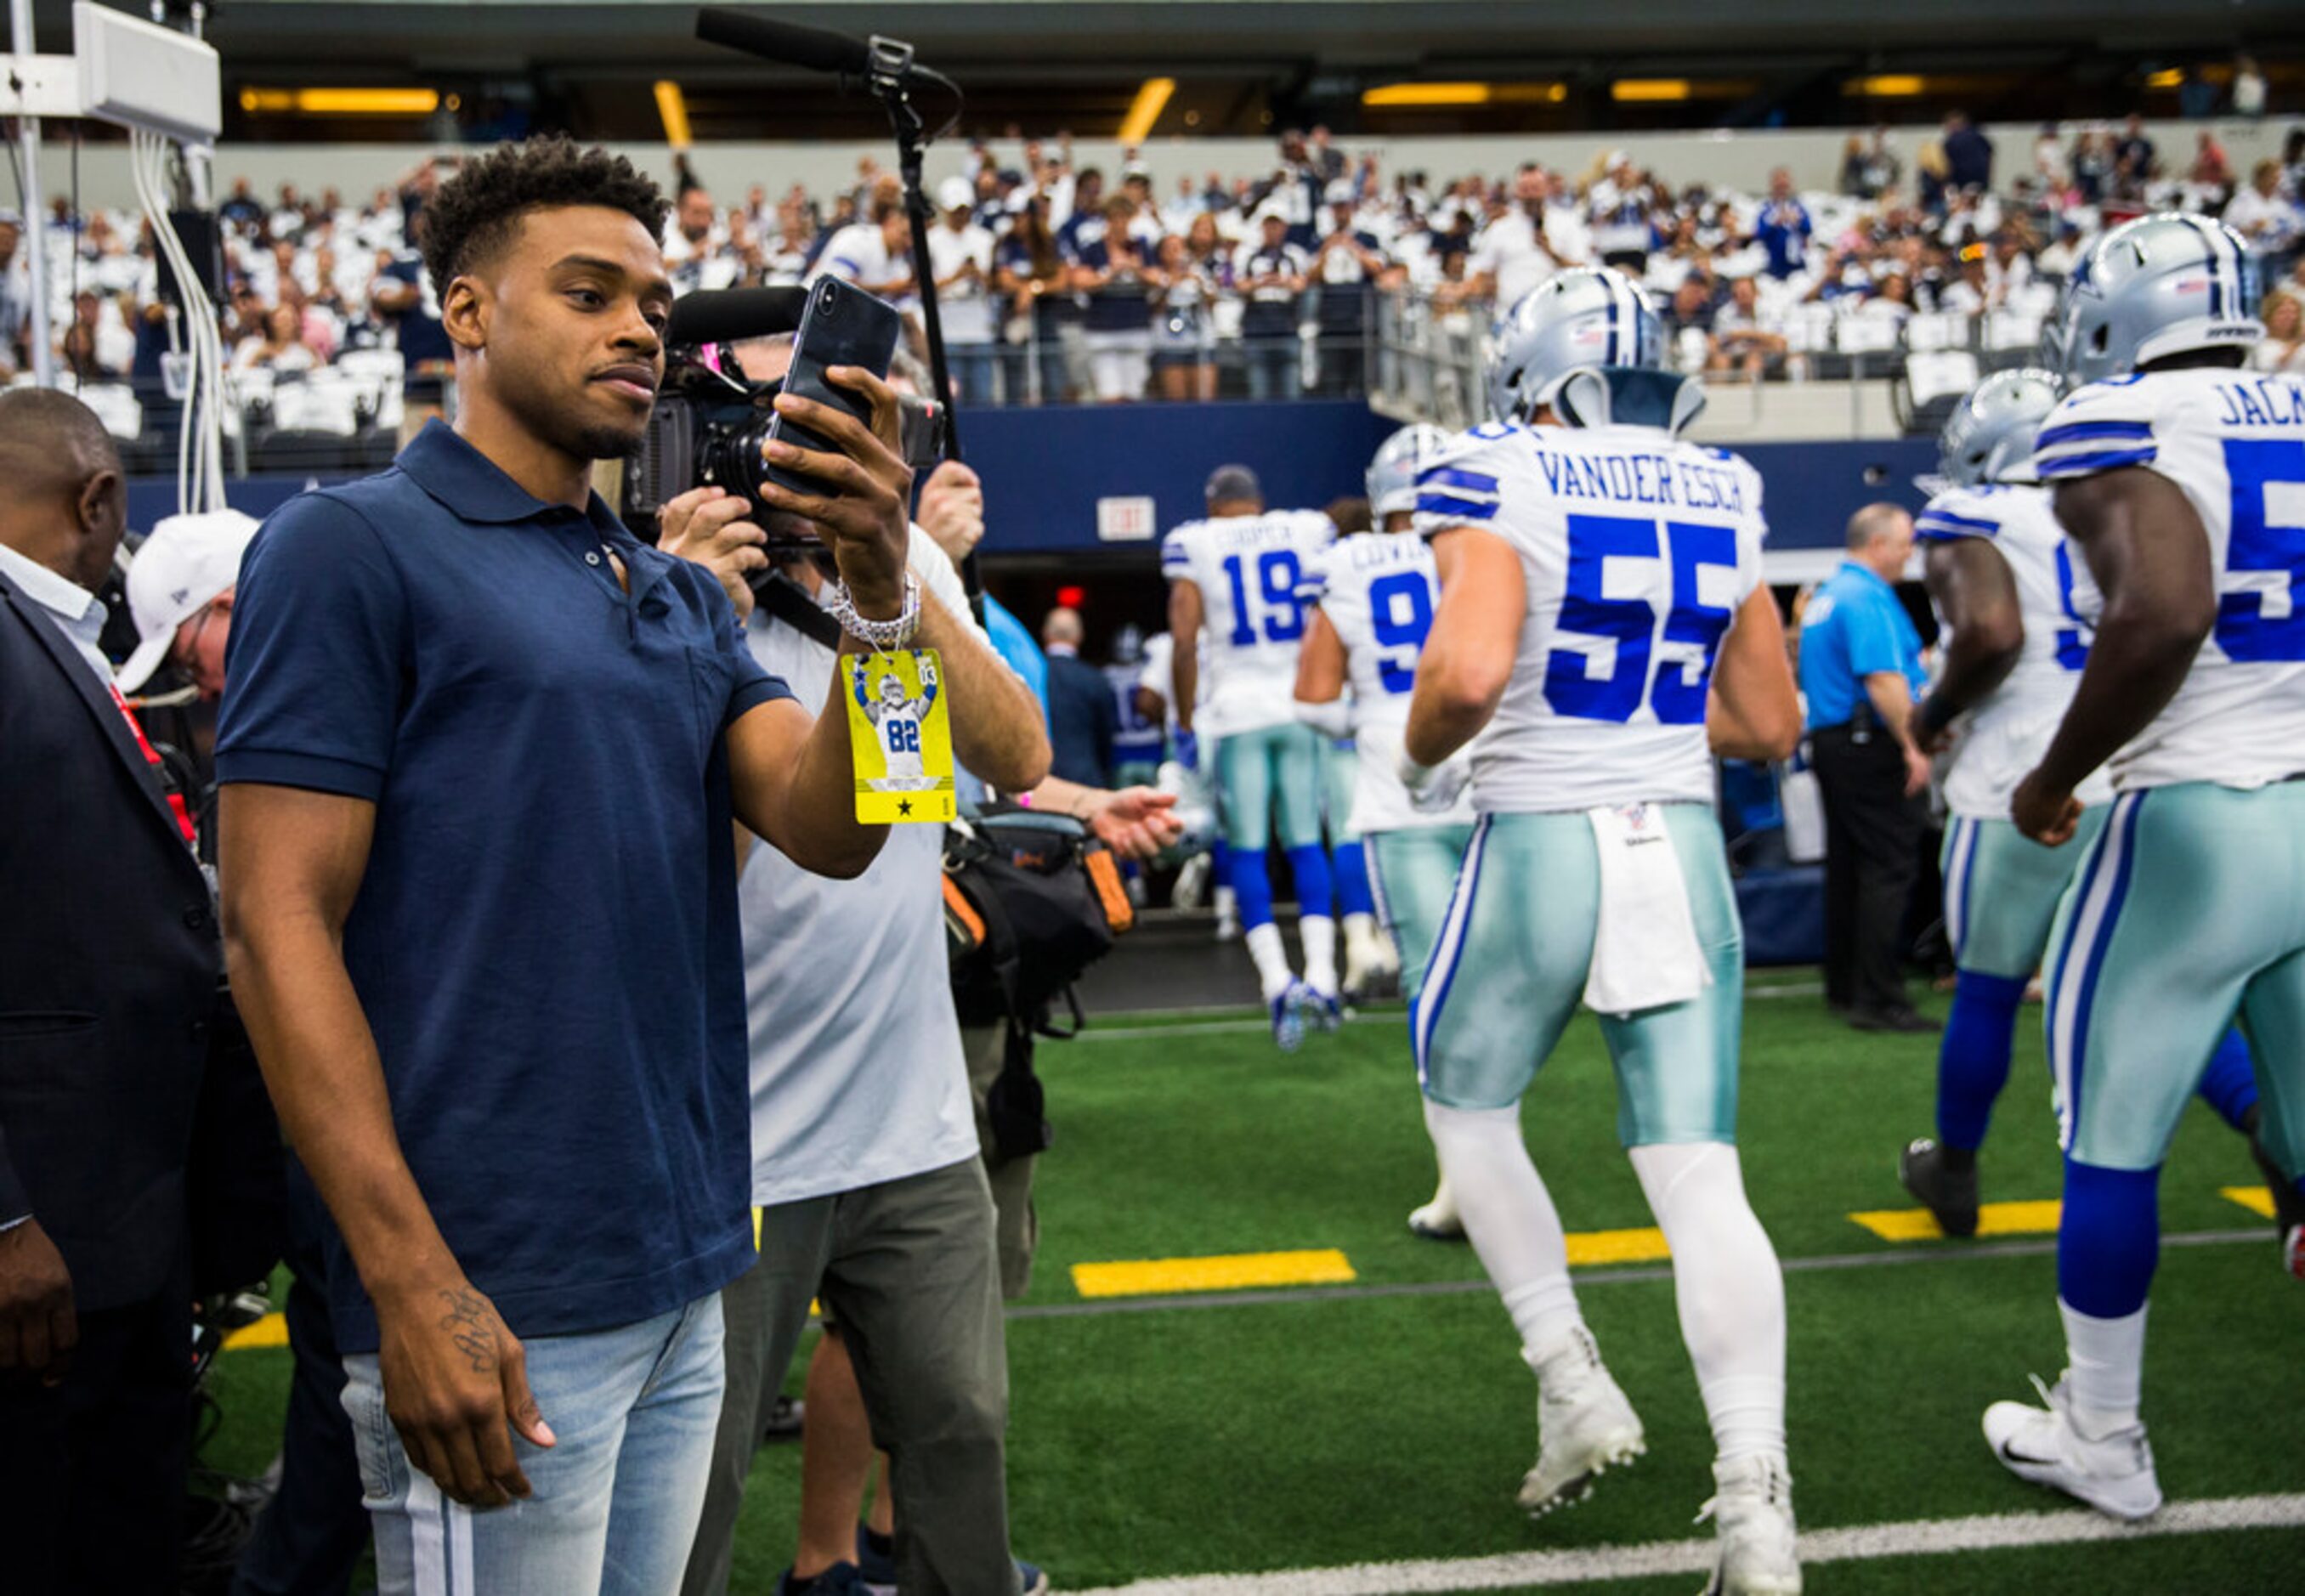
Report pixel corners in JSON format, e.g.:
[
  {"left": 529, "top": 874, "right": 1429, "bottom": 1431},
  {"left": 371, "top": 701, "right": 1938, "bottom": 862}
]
[
  {"left": 654, "top": 80, "right": 693, "bottom": 148},
  {"left": 1847, "top": 75, "right": 1927, "bottom": 98},
  {"left": 1362, "top": 82, "right": 1492, "bottom": 108},
  {"left": 1118, "top": 77, "right": 1176, "bottom": 144},
  {"left": 238, "top": 88, "right": 439, "bottom": 116},
  {"left": 1611, "top": 79, "right": 1691, "bottom": 102}
]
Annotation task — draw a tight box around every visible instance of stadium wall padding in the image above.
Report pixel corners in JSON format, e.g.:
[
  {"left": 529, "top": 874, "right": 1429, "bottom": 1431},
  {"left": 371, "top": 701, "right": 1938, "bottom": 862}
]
[{"left": 130, "top": 405, "right": 1937, "bottom": 558}]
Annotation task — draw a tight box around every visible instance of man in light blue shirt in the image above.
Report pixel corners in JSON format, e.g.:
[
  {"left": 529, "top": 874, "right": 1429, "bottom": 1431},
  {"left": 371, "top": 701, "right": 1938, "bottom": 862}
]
[{"left": 1798, "top": 503, "right": 1937, "bottom": 1033}]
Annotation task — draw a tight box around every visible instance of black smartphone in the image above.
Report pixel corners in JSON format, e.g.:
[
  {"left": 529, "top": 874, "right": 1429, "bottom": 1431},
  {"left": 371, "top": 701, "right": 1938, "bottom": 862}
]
[{"left": 759, "top": 274, "right": 903, "bottom": 504}]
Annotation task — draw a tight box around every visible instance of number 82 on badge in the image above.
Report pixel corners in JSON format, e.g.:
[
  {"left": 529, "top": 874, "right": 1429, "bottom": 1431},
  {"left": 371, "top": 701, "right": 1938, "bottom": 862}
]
[{"left": 842, "top": 648, "right": 957, "bottom": 824}]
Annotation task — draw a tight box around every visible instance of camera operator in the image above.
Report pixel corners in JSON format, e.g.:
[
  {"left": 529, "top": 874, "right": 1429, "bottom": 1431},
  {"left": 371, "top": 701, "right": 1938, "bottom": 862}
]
[
  {"left": 678, "top": 326, "right": 1058, "bottom": 1596},
  {"left": 217, "top": 138, "right": 911, "bottom": 1594},
  {"left": 0, "top": 390, "right": 219, "bottom": 1595}
]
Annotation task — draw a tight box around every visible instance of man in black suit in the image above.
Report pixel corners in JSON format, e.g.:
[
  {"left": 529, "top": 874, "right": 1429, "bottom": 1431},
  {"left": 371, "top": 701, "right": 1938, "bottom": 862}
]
[
  {"left": 1041, "top": 606, "right": 1117, "bottom": 788},
  {"left": 0, "top": 388, "right": 220, "bottom": 1593}
]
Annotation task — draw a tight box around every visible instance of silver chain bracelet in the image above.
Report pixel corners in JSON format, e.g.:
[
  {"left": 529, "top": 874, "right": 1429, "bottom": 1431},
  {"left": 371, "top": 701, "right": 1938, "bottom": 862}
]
[{"left": 822, "top": 571, "right": 922, "bottom": 651}]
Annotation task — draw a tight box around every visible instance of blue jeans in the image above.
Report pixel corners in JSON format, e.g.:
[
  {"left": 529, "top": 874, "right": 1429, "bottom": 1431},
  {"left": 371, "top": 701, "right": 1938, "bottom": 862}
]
[{"left": 343, "top": 1293, "right": 726, "bottom": 1596}]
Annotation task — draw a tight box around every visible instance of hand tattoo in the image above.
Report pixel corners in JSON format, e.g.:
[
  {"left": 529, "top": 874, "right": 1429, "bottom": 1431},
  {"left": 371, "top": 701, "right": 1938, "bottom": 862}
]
[{"left": 439, "top": 1288, "right": 498, "bottom": 1376}]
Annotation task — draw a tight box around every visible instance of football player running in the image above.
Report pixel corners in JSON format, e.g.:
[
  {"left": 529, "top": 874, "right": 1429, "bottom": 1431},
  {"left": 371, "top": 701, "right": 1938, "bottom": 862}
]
[
  {"left": 1402, "top": 269, "right": 1805, "bottom": 1593},
  {"left": 1898, "top": 372, "right": 2268, "bottom": 1234},
  {"left": 1294, "top": 422, "right": 1472, "bottom": 1238},
  {"left": 1164, "top": 466, "right": 1341, "bottom": 1047},
  {"left": 1982, "top": 215, "right": 2305, "bottom": 1519}
]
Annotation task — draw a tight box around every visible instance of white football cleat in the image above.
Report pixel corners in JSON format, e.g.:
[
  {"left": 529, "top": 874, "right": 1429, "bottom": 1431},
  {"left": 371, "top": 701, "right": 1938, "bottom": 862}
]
[
  {"left": 1517, "top": 1326, "right": 1645, "bottom": 1516},
  {"left": 1341, "top": 914, "right": 1383, "bottom": 1002},
  {"left": 1982, "top": 1373, "right": 2162, "bottom": 1521},
  {"left": 1698, "top": 1453, "right": 1802, "bottom": 1595},
  {"left": 1407, "top": 1178, "right": 1465, "bottom": 1241},
  {"left": 1172, "top": 852, "right": 1210, "bottom": 911},
  {"left": 1213, "top": 885, "right": 1240, "bottom": 942}
]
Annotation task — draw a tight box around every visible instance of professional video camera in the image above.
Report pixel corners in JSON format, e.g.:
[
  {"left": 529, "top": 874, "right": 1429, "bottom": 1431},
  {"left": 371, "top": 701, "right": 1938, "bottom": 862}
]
[{"left": 621, "top": 286, "right": 946, "bottom": 548}]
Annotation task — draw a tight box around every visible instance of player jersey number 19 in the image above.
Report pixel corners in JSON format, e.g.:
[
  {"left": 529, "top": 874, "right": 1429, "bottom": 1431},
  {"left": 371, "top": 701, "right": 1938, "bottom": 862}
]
[
  {"left": 1547, "top": 512, "right": 1736, "bottom": 726},
  {"left": 1223, "top": 549, "right": 1308, "bottom": 646}
]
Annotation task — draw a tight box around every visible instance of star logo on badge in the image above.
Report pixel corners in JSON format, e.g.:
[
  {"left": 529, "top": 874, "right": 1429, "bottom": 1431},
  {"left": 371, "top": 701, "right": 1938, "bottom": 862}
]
[{"left": 898, "top": 799, "right": 914, "bottom": 817}]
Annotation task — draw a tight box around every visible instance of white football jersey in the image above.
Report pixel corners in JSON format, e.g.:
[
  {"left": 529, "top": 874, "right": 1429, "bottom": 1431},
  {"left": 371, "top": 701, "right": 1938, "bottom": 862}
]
[
  {"left": 2032, "top": 367, "right": 2305, "bottom": 792},
  {"left": 1915, "top": 484, "right": 2115, "bottom": 818},
  {"left": 1413, "top": 420, "right": 1768, "bottom": 812},
  {"left": 1304, "top": 531, "right": 1474, "bottom": 833},
  {"left": 1161, "top": 508, "right": 1337, "bottom": 738}
]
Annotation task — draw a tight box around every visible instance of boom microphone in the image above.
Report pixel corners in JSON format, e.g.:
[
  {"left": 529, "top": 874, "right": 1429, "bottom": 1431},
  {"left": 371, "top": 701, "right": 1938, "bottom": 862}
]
[
  {"left": 695, "top": 8, "right": 871, "bottom": 75},
  {"left": 664, "top": 286, "right": 808, "bottom": 348}
]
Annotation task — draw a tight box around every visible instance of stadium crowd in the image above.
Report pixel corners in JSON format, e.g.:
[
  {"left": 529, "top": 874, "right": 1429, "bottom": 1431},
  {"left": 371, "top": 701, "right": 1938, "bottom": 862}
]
[{"left": 7, "top": 113, "right": 2305, "bottom": 426}]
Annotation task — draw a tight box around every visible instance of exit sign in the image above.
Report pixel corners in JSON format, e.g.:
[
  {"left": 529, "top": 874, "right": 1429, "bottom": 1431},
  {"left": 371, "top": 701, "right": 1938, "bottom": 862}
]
[{"left": 1096, "top": 495, "right": 1158, "bottom": 542}]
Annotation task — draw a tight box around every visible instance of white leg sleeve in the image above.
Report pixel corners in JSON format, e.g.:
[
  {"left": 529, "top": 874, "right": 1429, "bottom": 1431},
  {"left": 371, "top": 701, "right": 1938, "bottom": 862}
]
[
  {"left": 1423, "top": 1099, "right": 1583, "bottom": 1355},
  {"left": 1628, "top": 1141, "right": 1787, "bottom": 1463}
]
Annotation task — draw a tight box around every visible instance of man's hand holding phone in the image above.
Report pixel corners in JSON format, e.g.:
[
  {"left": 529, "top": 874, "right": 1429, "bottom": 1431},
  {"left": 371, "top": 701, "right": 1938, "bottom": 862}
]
[{"left": 755, "top": 366, "right": 913, "bottom": 616}]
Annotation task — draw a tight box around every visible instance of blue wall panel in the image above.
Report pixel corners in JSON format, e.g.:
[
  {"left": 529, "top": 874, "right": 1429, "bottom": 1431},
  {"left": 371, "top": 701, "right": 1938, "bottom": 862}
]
[{"left": 130, "top": 406, "right": 1940, "bottom": 560}]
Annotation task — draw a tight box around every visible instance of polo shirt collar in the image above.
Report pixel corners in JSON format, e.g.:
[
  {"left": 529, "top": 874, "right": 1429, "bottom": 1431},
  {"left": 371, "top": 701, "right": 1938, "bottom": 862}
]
[
  {"left": 1838, "top": 557, "right": 1893, "bottom": 595},
  {"left": 399, "top": 418, "right": 598, "bottom": 528}
]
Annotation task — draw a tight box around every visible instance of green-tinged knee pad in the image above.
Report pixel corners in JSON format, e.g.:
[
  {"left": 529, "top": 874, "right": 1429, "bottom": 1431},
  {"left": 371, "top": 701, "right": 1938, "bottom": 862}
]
[
  {"left": 1324, "top": 741, "right": 1360, "bottom": 843},
  {"left": 1218, "top": 722, "right": 1329, "bottom": 852},
  {"left": 1942, "top": 808, "right": 2107, "bottom": 981},
  {"left": 1413, "top": 805, "right": 1745, "bottom": 1144},
  {"left": 2049, "top": 782, "right": 2305, "bottom": 1171},
  {"left": 1369, "top": 824, "right": 1476, "bottom": 1003}
]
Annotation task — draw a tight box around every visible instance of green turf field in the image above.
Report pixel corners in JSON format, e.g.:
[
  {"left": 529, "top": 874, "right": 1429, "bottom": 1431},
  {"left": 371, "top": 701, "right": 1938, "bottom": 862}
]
[{"left": 202, "top": 974, "right": 2304, "bottom": 1593}]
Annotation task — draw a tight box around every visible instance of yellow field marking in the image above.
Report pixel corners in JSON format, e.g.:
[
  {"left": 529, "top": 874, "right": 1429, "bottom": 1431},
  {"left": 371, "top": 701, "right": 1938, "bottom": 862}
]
[
  {"left": 1072, "top": 1248, "right": 1356, "bottom": 1299},
  {"left": 1848, "top": 1198, "right": 2063, "bottom": 1242},
  {"left": 2222, "top": 1186, "right": 2275, "bottom": 1220},
  {"left": 1565, "top": 1227, "right": 1672, "bottom": 1265},
  {"left": 223, "top": 1312, "right": 288, "bottom": 1351}
]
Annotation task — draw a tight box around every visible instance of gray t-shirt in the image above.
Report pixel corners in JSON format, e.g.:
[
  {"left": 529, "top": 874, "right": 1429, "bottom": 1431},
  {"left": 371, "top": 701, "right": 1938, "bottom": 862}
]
[{"left": 739, "top": 527, "right": 988, "bottom": 1206}]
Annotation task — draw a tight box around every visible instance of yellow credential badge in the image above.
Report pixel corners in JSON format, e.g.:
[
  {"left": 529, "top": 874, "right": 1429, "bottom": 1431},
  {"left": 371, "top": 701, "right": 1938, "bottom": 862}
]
[{"left": 842, "top": 648, "right": 956, "bottom": 824}]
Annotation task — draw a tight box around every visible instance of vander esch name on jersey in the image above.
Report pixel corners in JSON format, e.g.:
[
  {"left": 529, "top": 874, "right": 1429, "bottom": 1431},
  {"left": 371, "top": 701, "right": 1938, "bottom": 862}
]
[
  {"left": 2212, "top": 375, "right": 2305, "bottom": 429},
  {"left": 1529, "top": 444, "right": 1748, "bottom": 515}
]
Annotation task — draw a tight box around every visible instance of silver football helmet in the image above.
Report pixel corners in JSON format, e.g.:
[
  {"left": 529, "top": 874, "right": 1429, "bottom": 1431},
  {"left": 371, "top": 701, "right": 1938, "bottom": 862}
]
[
  {"left": 2041, "top": 213, "right": 2263, "bottom": 387},
  {"left": 1365, "top": 422, "right": 1453, "bottom": 521},
  {"left": 1938, "top": 369, "right": 2064, "bottom": 488},
  {"left": 1482, "top": 266, "right": 1662, "bottom": 425}
]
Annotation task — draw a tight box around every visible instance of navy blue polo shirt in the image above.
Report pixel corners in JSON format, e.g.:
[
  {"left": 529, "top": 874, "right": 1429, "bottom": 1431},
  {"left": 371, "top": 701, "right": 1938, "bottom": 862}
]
[
  {"left": 1798, "top": 558, "right": 1926, "bottom": 730},
  {"left": 216, "top": 420, "right": 790, "bottom": 1351}
]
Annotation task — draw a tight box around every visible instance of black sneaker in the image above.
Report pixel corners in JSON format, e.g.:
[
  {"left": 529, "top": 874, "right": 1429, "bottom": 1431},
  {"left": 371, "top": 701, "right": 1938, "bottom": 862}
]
[
  {"left": 1900, "top": 1137, "right": 1980, "bottom": 1237},
  {"left": 2247, "top": 1128, "right": 2305, "bottom": 1282},
  {"left": 776, "top": 1563, "right": 866, "bottom": 1596},
  {"left": 1849, "top": 1005, "right": 1942, "bottom": 1034}
]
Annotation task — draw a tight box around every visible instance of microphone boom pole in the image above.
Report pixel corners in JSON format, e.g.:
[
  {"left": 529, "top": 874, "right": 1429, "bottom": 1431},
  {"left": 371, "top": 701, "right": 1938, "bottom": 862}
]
[{"left": 697, "top": 8, "right": 980, "bottom": 604}]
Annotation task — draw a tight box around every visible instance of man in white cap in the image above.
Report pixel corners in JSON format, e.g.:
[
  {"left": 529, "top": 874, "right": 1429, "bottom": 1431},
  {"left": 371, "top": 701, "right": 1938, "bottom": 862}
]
[
  {"left": 928, "top": 174, "right": 999, "bottom": 405},
  {"left": 115, "top": 509, "right": 261, "bottom": 703}
]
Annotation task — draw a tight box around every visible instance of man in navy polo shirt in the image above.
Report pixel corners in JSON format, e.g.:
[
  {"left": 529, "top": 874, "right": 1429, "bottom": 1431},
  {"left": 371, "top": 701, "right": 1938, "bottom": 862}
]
[
  {"left": 216, "top": 138, "right": 915, "bottom": 1596},
  {"left": 1799, "top": 502, "right": 1938, "bottom": 1033}
]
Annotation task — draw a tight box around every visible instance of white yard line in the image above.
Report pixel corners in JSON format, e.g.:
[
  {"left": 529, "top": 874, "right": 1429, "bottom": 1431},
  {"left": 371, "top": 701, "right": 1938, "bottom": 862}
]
[{"left": 1070, "top": 1493, "right": 2305, "bottom": 1595}]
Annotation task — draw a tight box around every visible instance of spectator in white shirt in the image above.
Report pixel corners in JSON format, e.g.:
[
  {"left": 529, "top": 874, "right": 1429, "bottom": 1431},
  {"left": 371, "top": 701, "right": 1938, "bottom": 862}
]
[
  {"left": 928, "top": 177, "right": 1000, "bottom": 405},
  {"left": 810, "top": 196, "right": 915, "bottom": 303},
  {"left": 2225, "top": 161, "right": 2299, "bottom": 259},
  {"left": 1469, "top": 165, "right": 1566, "bottom": 311},
  {"left": 2256, "top": 288, "right": 2305, "bottom": 374}
]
